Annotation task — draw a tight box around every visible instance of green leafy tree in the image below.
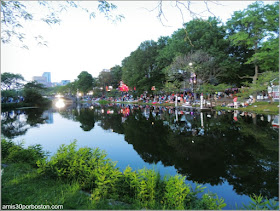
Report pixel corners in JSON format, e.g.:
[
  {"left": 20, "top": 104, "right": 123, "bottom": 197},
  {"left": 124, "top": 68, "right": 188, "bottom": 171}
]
[
  {"left": 156, "top": 29, "right": 190, "bottom": 69},
  {"left": 159, "top": 17, "right": 238, "bottom": 85},
  {"left": 77, "top": 71, "right": 94, "bottom": 95},
  {"left": 183, "top": 17, "right": 240, "bottom": 84},
  {"left": 1, "top": 72, "right": 24, "bottom": 90},
  {"left": 98, "top": 69, "right": 113, "bottom": 91},
  {"left": 122, "top": 40, "right": 166, "bottom": 93},
  {"left": 166, "top": 50, "right": 226, "bottom": 90},
  {"left": 110, "top": 65, "right": 122, "bottom": 89},
  {"left": 23, "top": 81, "right": 49, "bottom": 106},
  {"left": 239, "top": 71, "right": 279, "bottom": 102},
  {"left": 1, "top": 90, "right": 18, "bottom": 103},
  {"left": 58, "top": 81, "right": 78, "bottom": 96},
  {"left": 255, "top": 37, "right": 279, "bottom": 72},
  {"left": 226, "top": 1, "right": 279, "bottom": 101},
  {"left": 1, "top": 72, "right": 25, "bottom": 103}
]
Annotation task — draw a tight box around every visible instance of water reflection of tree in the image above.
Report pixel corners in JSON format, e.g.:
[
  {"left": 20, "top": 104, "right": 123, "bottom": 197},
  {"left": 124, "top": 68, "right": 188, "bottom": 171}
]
[
  {"left": 1, "top": 108, "right": 47, "bottom": 139},
  {"left": 74, "top": 109, "right": 96, "bottom": 131},
  {"left": 225, "top": 116, "right": 279, "bottom": 199},
  {"left": 123, "top": 110, "right": 172, "bottom": 164},
  {"left": 120, "top": 109, "right": 278, "bottom": 199},
  {"left": 57, "top": 106, "right": 278, "bottom": 199},
  {"left": 98, "top": 107, "right": 124, "bottom": 134},
  {"left": 59, "top": 108, "right": 99, "bottom": 132},
  {"left": 25, "top": 108, "right": 47, "bottom": 126},
  {"left": 1, "top": 111, "right": 28, "bottom": 138}
]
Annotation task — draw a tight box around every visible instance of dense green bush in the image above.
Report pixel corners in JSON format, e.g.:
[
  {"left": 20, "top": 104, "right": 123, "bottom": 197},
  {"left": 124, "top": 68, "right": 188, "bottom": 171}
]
[
  {"left": 37, "top": 141, "right": 120, "bottom": 192},
  {"left": 163, "top": 175, "right": 191, "bottom": 209},
  {"left": 36, "top": 141, "right": 229, "bottom": 209},
  {"left": 1, "top": 139, "right": 46, "bottom": 166},
  {"left": 3, "top": 140, "right": 279, "bottom": 210},
  {"left": 240, "top": 194, "right": 279, "bottom": 210}
]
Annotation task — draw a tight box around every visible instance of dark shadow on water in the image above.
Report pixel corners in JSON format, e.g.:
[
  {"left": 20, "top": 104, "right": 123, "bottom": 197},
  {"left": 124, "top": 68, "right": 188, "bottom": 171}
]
[{"left": 2, "top": 104, "right": 279, "bottom": 202}]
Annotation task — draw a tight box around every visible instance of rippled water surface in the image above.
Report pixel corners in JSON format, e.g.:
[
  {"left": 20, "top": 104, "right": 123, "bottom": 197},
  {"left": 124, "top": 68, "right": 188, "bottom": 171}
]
[{"left": 1, "top": 104, "right": 279, "bottom": 209}]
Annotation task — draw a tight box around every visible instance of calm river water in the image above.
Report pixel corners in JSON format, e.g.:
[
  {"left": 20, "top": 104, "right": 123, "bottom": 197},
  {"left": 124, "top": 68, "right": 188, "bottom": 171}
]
[{"left": 1, "top": 103, "right": 279, "bottom": 209}]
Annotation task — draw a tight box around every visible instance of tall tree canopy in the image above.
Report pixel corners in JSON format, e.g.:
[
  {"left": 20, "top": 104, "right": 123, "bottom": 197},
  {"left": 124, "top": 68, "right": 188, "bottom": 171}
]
[
  {"left": 110, "top": 65, "right": 122, "bottom": 89},
  {"left": 1, "top": 72, "right": 24, "bottom": 90},
  {"left": 226, "top": 1, "right": 279, "bottom": 90},
  {"left": 122, "top": 40, "right": 166, "bottom": 93},
  {"left": 77, "top": 71, "right": 94, "bottom": 94}
]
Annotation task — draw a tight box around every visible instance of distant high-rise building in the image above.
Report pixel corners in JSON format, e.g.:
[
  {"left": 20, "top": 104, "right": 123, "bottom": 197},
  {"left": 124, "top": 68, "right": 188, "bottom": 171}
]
[
  {"left": 32, "top": 73, "right": 51, "bottom": 87},
  {"left": 32, "top": 76, "right": 47, "bottom": 85},
  {"left": 43, "top": 72, "right": 51, "bottom": 83}
]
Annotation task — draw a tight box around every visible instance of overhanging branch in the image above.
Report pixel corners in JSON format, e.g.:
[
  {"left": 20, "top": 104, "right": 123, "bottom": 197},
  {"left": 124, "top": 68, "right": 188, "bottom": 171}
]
[{"left": 237, "top": 74, "right": 254, "bottom": 79}]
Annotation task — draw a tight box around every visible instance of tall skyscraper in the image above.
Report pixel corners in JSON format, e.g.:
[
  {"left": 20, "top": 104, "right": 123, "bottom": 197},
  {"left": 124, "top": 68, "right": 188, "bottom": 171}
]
[
  {"left": 42, "top": 72, "right": 51, "bottom": 83},
  {"left": 32, "top": 76, "right": 47, "bottom": 85}
]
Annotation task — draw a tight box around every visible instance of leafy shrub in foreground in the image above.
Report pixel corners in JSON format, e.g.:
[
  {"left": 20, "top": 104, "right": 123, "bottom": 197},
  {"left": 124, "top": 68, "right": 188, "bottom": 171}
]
[
  {"left": 37, "top": 140, "right": 120, "bottom": 191},
  {"left": 1, "top": 138, "right": 46, "bottom": 166},
  {"left": 163, "top": 175, "right": 191, "bottom": 210},
  {"left": 3, "top": 140, "right": 278, "bottom": 210},
  {"left": 240, "top": 194, "right": 279, "bottom": 210},
  {"left": 90, "top": 161, "right": 122, "bottom": 201},
  {"left": 36, "top": 141, "right": 229, "bottom": 209}
]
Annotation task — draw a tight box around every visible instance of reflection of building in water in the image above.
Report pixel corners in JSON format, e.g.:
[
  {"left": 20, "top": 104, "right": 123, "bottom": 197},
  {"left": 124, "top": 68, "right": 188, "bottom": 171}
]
[{"left": 42, "top": 110, "right": 54, "bottom": 124}]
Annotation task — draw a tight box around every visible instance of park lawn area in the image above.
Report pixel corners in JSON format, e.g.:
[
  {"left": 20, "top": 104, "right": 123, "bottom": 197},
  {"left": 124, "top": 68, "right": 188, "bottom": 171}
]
[
  {"left": 214, "top": 101, "right": 279, "bottom": 114},
  {"left": 1, "top": 163, "right": 133, "bottom": 210}
]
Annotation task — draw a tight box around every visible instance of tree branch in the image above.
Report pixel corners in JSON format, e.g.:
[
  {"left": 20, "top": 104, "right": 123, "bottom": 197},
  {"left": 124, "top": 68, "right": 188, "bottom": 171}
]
[{"left": 237, "top": 74, "right": 254, "bottom": 79}]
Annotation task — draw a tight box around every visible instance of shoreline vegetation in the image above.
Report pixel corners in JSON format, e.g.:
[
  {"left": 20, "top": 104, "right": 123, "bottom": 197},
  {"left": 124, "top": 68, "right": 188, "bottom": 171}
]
[
  {"left": 97, "top": 100, "right": 279, "bottom": 115},
  {"left": 1, "top": 99, "right": 51, "bottom": 111},
  {"left": 1, "top": 139, "right": 279, "bottom": 210},
  {"left": 1, "top": 99, "right": 278, "bottom": 115}
]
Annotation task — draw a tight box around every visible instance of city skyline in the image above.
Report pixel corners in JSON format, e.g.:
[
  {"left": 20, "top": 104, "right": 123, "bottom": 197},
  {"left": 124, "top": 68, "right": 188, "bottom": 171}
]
[{"left": 32, "top": 71, "right": 70, "bottom": 86}]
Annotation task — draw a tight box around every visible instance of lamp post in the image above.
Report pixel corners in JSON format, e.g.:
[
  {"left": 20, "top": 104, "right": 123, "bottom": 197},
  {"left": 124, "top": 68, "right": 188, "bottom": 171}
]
[{"left": 189, "top": 62, "right": 196, "bottom": 103}]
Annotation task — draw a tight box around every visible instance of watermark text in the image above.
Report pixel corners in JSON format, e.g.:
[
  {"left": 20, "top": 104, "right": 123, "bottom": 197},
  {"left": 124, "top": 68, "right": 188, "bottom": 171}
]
[{"left": 2, "top": 204, "right": 63, "bottom": 210}]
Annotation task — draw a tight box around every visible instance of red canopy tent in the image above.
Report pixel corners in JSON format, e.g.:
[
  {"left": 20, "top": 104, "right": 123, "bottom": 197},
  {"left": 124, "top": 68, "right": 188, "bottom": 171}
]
[{"left": 119, "top": 81, "right": 129, "bottom": 92}]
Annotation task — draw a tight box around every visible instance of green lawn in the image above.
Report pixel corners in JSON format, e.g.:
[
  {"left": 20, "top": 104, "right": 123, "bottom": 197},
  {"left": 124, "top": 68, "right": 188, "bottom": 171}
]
[
  {"left": 1, "top": 163, "right": 133, "bottom": 210},
  {"left": 214, "top": 102, "right": 279, "bottom": 114}
]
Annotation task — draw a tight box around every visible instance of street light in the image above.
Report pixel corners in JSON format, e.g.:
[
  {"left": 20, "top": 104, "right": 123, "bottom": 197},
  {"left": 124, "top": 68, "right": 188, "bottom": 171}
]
[{"left": 189, "top": 62, "right": 196, "bottom": 103}]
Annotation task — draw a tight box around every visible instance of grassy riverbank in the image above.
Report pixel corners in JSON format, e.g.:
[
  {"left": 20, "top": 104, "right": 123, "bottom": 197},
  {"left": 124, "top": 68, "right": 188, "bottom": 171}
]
[
  {"left": 97, "top": 100, "right": 279, "bottom": 114},
  {"left": 1, "top": 139, "right": 225, "bottom": 210},
  {"left": 2, "top": 139, "right": 278, "bottom": 210},
  {"left": 214, "top": 102, "right": 279, "bottom": 114}
]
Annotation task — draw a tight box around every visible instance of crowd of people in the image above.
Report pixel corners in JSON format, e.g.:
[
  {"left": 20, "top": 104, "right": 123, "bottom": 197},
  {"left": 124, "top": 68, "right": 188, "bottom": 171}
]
[
  {"left": 1, "top": 96, "right": 24, "bottom": 104},
  {"left": 91, "top": 90, "right": 245, "bottom": 108}
]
